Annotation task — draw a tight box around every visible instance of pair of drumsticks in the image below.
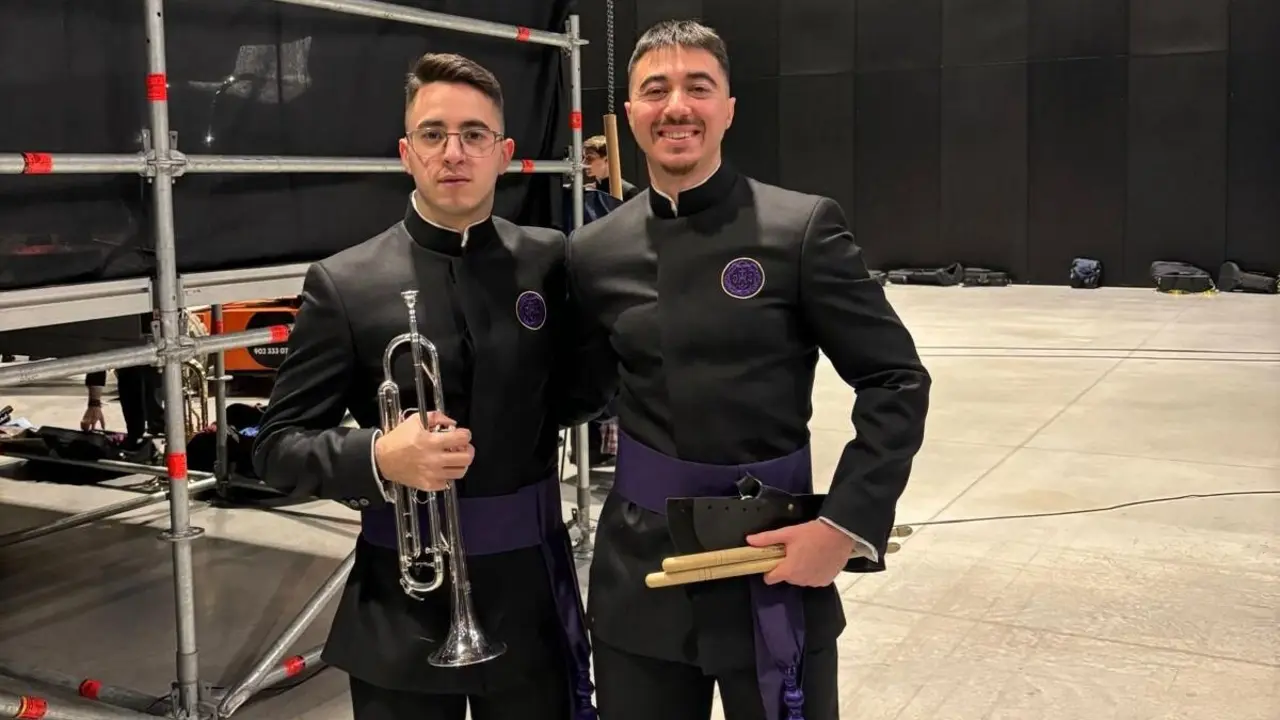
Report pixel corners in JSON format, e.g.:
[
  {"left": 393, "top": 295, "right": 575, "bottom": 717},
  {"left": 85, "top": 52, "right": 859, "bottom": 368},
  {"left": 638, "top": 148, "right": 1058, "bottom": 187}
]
[{"left": 645, "top": 526, "right": 913, "bottom": 588}]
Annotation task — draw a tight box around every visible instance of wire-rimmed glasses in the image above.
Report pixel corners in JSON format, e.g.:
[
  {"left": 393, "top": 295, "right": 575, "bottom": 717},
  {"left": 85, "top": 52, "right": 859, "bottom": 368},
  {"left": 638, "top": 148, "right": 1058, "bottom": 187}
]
[{"left": 406, "top": 126, "right": 503, "bottom": 158}]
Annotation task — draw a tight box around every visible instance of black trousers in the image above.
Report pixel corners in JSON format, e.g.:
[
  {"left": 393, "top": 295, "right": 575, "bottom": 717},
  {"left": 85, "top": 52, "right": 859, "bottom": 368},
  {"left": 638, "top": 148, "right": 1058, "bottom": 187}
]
[
  {"left": 593, "top": 639, "right": 840, "bottom": 720},
  {"left": 349, "top": 671, "right": 570, "bottom": 720},
  {"left": 116, "top": 365, "right": 163, "bottom": 438},
  {"left": 87, "top": 366, "right": 163, "bottom": 439}
]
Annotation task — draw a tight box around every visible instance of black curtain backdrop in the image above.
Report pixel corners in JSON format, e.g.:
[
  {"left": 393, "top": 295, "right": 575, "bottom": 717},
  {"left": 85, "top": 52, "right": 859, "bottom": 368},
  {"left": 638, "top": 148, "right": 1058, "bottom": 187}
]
[
  {"left": 0, "top": 0, "right": 572, "bottom": 291},
  {"left": 578, "top": 0, "right": 1280, "bottom": 287}
]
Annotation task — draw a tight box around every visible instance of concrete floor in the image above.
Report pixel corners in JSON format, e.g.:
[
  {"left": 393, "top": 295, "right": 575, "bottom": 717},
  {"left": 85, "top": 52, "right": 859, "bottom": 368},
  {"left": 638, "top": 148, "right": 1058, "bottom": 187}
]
[{"left": 0, "top": 285, "right": 1277, "bottom": 719}]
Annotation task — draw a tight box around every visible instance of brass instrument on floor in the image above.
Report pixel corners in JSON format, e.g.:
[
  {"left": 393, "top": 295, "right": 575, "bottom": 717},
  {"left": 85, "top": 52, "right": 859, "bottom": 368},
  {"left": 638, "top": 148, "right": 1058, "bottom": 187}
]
[
  {"left": 375, "top": 290, "right": 506, "bottom": 667},
  {"left": 181, "top": 311, "right": 211, "bottom": 441},
  {"left": 180, "top": 358, "right": 209, "bottom": 440}
]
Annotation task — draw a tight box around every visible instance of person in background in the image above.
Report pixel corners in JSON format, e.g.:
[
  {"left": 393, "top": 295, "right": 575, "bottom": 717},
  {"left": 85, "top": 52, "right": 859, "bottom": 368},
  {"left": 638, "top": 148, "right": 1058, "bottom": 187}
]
[
  {"left": 583, "top": 134, "right": 641, "bottom": 201},
  {"left": 82, "top": 366, "right": 164, "bottom": 440}
]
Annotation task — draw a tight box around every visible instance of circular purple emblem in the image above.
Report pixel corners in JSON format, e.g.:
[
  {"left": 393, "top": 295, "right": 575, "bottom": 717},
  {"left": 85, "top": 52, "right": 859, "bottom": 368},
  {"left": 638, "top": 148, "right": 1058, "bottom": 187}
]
[
  {"left": 516, "top": 290, "right": 547, "bottom": 330},
  {"left": 721, "top": 257, "right": 765, "bottom": 299}
]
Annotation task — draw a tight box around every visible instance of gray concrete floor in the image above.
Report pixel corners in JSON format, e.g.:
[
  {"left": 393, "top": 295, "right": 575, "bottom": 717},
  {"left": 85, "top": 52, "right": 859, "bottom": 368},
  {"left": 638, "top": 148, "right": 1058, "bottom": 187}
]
[{"left": 1, "top": 285, "right": 1277, "bottom": 719}]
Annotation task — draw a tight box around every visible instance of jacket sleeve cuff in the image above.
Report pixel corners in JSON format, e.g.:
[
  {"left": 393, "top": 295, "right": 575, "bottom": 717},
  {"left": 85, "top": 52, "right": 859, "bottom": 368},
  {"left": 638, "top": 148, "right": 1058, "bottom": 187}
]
[
  {"left": 328, "top": 427, "right": 389, "bottom": 512},
  {"left": 818, "top": 516, "right": 880, "bottom": 563}
]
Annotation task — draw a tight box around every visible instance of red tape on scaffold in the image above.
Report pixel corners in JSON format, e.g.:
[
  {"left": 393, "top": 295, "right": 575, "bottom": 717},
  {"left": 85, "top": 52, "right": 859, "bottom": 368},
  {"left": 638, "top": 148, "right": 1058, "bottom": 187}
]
[
  {"left": 15, "top": 696, "right": 48, "bottom": 719},
  {"left": 283, "top": 655, "right": 306, "bottom": 677},
  {"left": 146, "top": 73, "right": 167, "bottom": 102},
  {"left": 515, "top": 26, "right": 531, "bottom": 42},
  {"left": 166, "top": 452, "right": 187, "bottom": 480},
  {"left": 78, "top": 679, "right": 102, "bottom": 700},
  {"left": 21, "top": 153, "right": 53, "bottom": 174},
  {"left": 268, "top": 325, "right": 290, "bottom": 343},
  {"left": 521, "top": 159, "right": 535, "bottom": 173},
  {"left": 569, "top": 111, "right": 582, "bottom": 130}
]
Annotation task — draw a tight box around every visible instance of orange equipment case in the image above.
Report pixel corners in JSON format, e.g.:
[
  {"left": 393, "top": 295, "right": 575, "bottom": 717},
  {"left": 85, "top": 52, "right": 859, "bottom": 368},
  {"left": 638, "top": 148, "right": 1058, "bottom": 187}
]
[{"left": 193, "top": 300, "right": 298, "bottom": 374}]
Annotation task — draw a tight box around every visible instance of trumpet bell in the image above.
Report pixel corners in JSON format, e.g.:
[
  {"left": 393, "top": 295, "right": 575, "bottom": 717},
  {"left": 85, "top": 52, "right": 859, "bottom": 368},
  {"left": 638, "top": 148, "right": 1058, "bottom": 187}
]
[{"left": 428, "top": 621, "right": 508, "bottom": 668}]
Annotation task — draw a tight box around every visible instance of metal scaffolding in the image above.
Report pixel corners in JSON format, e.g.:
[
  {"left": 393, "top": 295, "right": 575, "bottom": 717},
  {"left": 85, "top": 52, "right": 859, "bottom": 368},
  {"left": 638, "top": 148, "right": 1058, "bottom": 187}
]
[{"left": 0, "top": 1, "right": 594, "bottom": 718}]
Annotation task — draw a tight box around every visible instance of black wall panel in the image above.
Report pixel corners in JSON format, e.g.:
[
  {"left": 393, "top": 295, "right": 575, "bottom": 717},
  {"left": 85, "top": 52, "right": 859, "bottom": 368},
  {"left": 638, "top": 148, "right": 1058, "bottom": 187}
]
[
  {"left": 635, "top": 0, "right": 703, "bottom": 31},
  {"left": 1029, "top": 0, "right": 1129, "bottom": 60},
  {"left": 1125, "top": 53, "right": 1229, "bottom": 285},
  {"left": 941, "top": 63, "right": 1028, "bottom": 274},
  {"left": 1028, "top": 58, "right": 1128, "bottom": 284},
  {"left": 1230, "top": 0, "right": 1280, "bottom": 55},
  {"left": 721, "top": 78, "right": 781, "bottom": 185},
  {"left": 854, "top": 70, "right": 941, "bottom": 268},
  {"left": 779, "top": 73, "right": 856, "bottom": 223},
  {"left": 1130, "top": 0, "right": 1229, "bottom": 56},
  {"left": 857, "top": 0, "right": 942, "bottom": 72},
  {"left": 779, "top": 0, "right": 857, "bottom": 75},
  {"left": 943, "top": 0, "right": 1028, "bottom": 66},
  {"left": 570, "top": 0, "right": 1280, "bottom": 286},
  {"left": 1226, "top": 54, "right": 1280, "bottom": 271},
  {"left": 703, "top": 0, "right": 779, "bottom": 80}
]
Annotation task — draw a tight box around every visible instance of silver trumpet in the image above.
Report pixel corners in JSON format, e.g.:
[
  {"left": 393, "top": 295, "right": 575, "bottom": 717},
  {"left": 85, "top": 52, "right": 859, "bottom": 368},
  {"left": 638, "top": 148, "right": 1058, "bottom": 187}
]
[{"left": 375, "top": 289, "right": 507, "bottom": 667}]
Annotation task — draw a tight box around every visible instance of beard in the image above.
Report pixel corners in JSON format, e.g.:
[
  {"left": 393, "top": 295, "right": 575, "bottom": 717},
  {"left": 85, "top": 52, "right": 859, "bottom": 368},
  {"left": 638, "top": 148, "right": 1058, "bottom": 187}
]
[{"left": 657, "top": 157, "right": 701, "bottom": 176}]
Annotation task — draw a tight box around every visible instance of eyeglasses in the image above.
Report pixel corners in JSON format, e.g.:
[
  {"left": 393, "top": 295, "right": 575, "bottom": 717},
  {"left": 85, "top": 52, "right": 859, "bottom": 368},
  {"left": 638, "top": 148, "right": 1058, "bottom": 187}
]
[{"left": 407, "top": 127, "right": 503, "bottom": 158}]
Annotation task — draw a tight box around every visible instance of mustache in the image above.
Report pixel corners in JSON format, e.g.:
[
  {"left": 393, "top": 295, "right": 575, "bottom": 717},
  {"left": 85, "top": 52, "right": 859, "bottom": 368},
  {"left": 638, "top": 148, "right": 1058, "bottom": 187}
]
[{"left": 655, "top": 118, "right": 702, "bottom": 128}]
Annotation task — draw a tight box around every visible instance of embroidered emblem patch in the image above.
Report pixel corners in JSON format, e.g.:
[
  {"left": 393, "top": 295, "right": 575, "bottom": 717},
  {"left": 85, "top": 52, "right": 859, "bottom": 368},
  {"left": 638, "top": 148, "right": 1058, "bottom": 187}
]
[
  {"left": 516, "top": 290, "right": 547, "bottom": 330},
  {"left": 721, "top": 257, "right": 766, "bottom": 299}
]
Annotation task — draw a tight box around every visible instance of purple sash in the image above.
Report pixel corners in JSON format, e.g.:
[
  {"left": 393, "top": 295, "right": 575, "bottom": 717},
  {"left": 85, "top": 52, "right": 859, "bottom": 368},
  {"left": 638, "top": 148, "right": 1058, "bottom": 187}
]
[
  {"left": 611, "top": 432, "right": 811, "bottom": 720},
  {"left": 362, "top": 478, "right": 596, "bottom": 720}
]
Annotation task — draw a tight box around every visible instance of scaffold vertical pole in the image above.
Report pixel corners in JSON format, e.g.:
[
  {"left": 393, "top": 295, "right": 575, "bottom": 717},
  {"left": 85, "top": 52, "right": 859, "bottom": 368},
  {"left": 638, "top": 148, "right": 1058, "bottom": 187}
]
[
  {"left": 211, "top": 304, "right": 229, "bottom": 488},
  {"left": 142, "top": 0, "right": 205, "bottom": 716},
  {"left": 567, "top": 14, "right": 592, "bottom": 555}
]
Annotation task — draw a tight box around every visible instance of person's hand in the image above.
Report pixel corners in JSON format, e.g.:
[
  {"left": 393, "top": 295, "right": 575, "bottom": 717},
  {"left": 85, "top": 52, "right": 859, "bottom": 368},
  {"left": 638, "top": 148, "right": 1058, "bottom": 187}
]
[
  {"left": 373, "top": 411, "right": 474, "bottom": 492},
  {"left": 80, "top": 406, "right": 106, "bottom": 432},
  {"left": 745, "top": 520, "right": 868, "bottom": 588}
]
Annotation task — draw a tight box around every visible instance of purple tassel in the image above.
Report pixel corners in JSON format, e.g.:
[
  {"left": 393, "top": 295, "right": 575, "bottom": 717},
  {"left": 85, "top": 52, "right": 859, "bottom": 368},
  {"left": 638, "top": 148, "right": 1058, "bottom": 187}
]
[
  {"left": 782, "top": 665, "right": 804, "bottom": 720},
  {"left": 574, "top": 671, "right": 598, "bottom": 720}
]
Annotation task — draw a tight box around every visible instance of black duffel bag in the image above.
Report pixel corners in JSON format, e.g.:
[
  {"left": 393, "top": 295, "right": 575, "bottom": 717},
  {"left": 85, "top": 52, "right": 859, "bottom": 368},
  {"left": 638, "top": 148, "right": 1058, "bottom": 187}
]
[{"left": 1150, "top": 261, "right": 1215, "bottom": 294}]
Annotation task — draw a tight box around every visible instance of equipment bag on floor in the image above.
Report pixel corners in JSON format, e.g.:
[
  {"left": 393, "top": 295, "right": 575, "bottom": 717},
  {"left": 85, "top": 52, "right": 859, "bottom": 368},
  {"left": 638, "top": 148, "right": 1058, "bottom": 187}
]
[
  {"left": 187, "top": 402, "right": 265, "bottom": 477},
  {"left": 1218, "top": 262, "right": 1278, "bottom": 294},
  {"left": 1150, "top": 261, "right": 1215, "bottom": 294},
  {"left": 962, "top": 267, "right": 1011, "bottom": 287},
  {"left": 1069, "top": 258, "right": 1103, "bottom": 288},
  {"left": 886, "top": 263, "right": 964, "bottom": 286}
]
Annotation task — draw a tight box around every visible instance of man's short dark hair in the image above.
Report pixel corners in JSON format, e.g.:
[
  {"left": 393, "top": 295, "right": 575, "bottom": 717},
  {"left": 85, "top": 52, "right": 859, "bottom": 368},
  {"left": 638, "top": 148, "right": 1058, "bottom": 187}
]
[
  {"left": 628, "top": 19, "right": 731, "bottom": 86},
  {"left": 405, "top": 52, "right": 504, "bottom": 114}
]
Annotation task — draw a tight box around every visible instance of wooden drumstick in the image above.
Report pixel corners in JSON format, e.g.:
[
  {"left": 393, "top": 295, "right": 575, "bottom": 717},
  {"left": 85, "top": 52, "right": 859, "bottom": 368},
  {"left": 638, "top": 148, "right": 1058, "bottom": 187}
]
[
  {"left": 662, "top": 544, "right": 787, "bottom": 573},
  {"left": 661, "top": 526, "right": 913, "bottom": 573},
  {"left": 646, "top": 557, "right": 784, "bottom": 588},
  {"left": 648, "top": 543, "right": 902, "bottom": 588}
]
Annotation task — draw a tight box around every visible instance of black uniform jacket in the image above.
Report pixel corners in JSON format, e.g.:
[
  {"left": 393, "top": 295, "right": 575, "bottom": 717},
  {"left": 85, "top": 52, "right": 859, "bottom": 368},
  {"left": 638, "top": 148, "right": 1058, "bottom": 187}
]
[
  {"left": 566, "top": 163, "right": 931, "bottom": 671},
  {"left": 251, "top": 201, "right": 610, "bottom": 694}
]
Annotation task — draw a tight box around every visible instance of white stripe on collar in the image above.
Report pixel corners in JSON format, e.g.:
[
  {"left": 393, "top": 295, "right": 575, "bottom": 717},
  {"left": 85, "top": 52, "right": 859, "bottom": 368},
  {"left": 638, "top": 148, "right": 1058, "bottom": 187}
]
[
  {"left": 650, "top": 160, "right": 722, "bottom": 216},
  {"left": 410, "top": 191, "right": 489, "bottom": 247}
]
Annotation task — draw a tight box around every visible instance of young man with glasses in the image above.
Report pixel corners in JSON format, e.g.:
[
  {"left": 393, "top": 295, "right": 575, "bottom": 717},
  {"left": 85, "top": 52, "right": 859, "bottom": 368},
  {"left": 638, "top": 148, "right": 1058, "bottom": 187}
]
[{"left": 252, "top": 52, "right": 612, "bottom": 720}]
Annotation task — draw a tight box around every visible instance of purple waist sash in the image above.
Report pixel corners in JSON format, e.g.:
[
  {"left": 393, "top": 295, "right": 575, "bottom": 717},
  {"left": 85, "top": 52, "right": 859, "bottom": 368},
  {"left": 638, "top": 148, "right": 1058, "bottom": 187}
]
[
  {"left": 612, "top": 432, "right": 811, "bottom": 720},
  {"left": 362, "top": 477, "right": 595, "bottom": 720}
]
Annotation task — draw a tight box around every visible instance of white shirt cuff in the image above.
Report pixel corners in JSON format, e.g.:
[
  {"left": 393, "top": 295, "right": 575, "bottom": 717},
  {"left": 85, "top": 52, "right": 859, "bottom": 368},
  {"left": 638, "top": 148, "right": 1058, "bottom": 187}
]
[
  {"left": 819, "top": 517, "right": 880, "bottom": 563},
  {"left": 369, "top": 429, "right": 383, "bottom": 485}
]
